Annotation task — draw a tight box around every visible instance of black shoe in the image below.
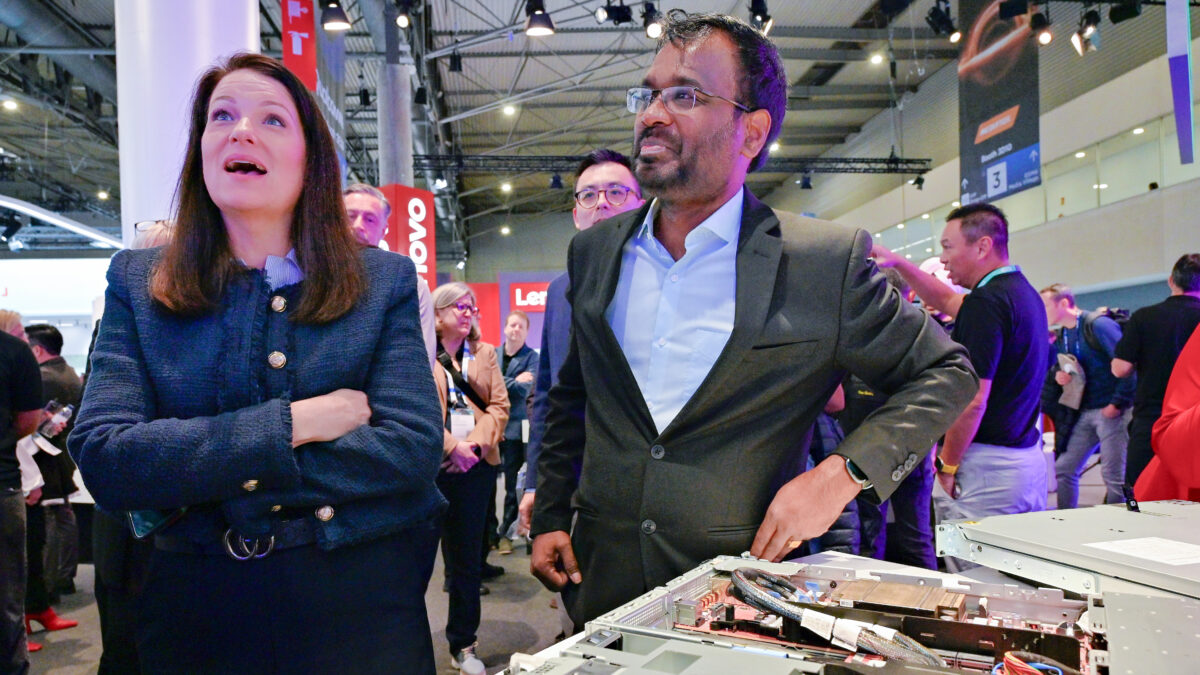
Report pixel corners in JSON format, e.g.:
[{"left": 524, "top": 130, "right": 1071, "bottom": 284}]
[
  {"left": 481, "top": 562, "right": 505, "bottom": 580},
  {"left": 479, "top": 584, "right": 490, "bottom": 596}
]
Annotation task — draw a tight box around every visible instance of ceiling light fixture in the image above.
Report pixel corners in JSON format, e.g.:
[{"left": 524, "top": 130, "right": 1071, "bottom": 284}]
[
  {"left": 998, "top": 0, "right": 1029, "bottom": 19},
  {"left": 769, "top": 142, "right": 780, "bottom": 153},
  {"left": 595, "top": 1, "right": 632, "bottom": 25},
  {"left": 749, "top": 0, "right": 774, "bottom": 35},
  {"left": 525, "top": 0, "right": 556, "bottom": 37},
  {"left": 1075, "top": 151, "right": 1086, "bottom": 158},
  {"left": 550, "top": 174, "right": 564, "bottom": 189},
  {"left": 502, "top": 105, "right": 516, "bottom": 116},
  {"left": 413, "top": 86, "right": 428, "bottom": 105},
  {"left": 799, "top": 174, "right": 813, "bottom": 190},
  {"left": 97, "top": 190, "right": 109, "bottom": 201},
  {"left": 1031, "top": 10, "right": 1053, "bottom": 45},
  {"left": 870, "top": 53, "right": 884, "bottom": 65},
  {"left": 396, "top": 0, "right": 412, "bottom": 28},
  {"left": 1133, "top": 127, "right": 1145, "bottom": 135},
  {"left": 1, "top": 99, "right": 16, "bottom": 112},
  {"left": 1071, "top": 8, "right": 1101, "bottom": 56},
  {"left": 433, "top": 177, "right": 448, "bottom": 190},
  {"left": 926, "top": 0, "right": 961, "bottom": 44},
  {"left": 1109, "top": 0, "right": 1142, "bottom": 25},
  {"left": 643, "top": 3, "right": 664, "bottom": 39},
  {"left": 909, "top": 174, "right": 925, "bottom": 190},
  {"left": 500, "top": 225, "right": 512, "bottom": 235},
  {"left": 321, "top": 1, "right": 352, "bottom": 31},
  {"left": 501, "top": 182, "right": 512, "bottom": 193},
  {"left": 448, "top": 52, "right": 463, "bottom": 72}
]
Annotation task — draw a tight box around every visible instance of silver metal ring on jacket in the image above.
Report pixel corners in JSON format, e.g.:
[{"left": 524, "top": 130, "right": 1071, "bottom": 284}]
[{"left": 223, "top": 529, "right": 276, "bottom": 560}]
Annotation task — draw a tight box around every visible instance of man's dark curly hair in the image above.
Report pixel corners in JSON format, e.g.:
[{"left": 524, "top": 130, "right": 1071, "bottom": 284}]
[{"left": 657, "top": 10, "right": 787, "bottom": 172}]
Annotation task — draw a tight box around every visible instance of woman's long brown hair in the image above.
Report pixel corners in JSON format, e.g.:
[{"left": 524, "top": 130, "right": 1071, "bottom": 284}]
[{"left": 150, "top": 52, "right": 365, "bottom": 323}]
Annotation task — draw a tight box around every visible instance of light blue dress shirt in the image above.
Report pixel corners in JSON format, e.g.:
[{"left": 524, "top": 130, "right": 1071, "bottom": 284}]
[
  {"left": 261, "top": 248, "right": 305, "bottom": 290},
  {"left": 606, "top": 187, "right": 742, "bottom": 434}
]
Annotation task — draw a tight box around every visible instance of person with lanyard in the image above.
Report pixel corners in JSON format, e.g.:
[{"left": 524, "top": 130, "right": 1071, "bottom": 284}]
[
  {"left": 923, "top": 204, "right": 1049, "bottom": 568},
  {"left": 430, "top": 282, "right": 509, "bottom": 675},
  {"left": 69, "top": 53, "right": 445, "bottom": 673}
]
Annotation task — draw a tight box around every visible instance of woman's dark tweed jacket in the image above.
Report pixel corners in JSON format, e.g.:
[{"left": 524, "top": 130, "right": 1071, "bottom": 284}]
[{"left": 69, "top": 246, "right": 445, "bottom": 549}]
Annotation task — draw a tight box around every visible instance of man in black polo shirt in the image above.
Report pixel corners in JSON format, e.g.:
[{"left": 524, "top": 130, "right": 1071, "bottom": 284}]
[
  {"left": 1112, "top": 253, "right": 1200, "bottom": 487},
  {"left": 1, "top": 322, "right": 44, "bottom": 671},
  {"left": 929, "top": 204, "right": 1049, "bottom": 541}
]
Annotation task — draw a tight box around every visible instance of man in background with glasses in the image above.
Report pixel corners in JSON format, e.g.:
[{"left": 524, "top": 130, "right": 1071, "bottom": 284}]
[
  {"left": 521, "top": 150, "right": 643, "bottom": 548},
  {"left": 530, "top": 11, "right": 978, "bottom": 626}
]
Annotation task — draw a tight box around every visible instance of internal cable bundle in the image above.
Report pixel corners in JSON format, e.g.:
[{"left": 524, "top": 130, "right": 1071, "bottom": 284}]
[
  {"left": 730, "top": 568, "right": 947, "bottom": 668},
  {"left": 991, "top": 651, "right": 1082, "bottom": 675}
]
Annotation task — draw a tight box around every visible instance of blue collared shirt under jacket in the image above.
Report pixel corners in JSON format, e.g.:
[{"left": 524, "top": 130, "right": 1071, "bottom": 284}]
[
  {"left": 69, "top": 246, "right": 445, "bottom": 549},
  {"left": 606, "top": 187, "right": 741, "bottom": 434}
]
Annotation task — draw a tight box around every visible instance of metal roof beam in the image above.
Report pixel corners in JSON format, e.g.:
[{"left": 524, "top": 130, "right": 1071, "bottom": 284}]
[
  {"left": 439, "top": 48, "right": 958, "bottom": 61},
  {"left": 433, "top": 26, "right": 943, "bottom": 42}
]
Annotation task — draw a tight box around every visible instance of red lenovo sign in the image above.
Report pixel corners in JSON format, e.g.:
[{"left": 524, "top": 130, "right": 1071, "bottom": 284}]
[
  {"left": 509, "top": 282, "right": 550, "bottom": 313},
  {"left": 381, "top": 184, "right": 437, "bottom": 292},
  {"left": 281, "top": 0, "right": 318, "bottom": 91}
]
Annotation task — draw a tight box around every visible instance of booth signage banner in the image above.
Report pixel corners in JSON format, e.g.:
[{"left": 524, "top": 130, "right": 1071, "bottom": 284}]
[
  {"left": 281, "top": 0, "right": 318, "bottom": 90},
  {"left": 381, "top": 184, "right": 438, "bottom": 293},
  {"left": 957, "top": 0, "right": 1042, "bottom": 204},
  {"left": 509, "top": 282, "right": 550, "bottom": 314}
]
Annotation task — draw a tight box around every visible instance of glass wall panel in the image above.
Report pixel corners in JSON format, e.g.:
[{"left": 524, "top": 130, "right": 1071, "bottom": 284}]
[
  {"left": 1161, "top": 107, "right": 1200, "bottom": 187},
  {"left": 994, "top": 183, "right": 1046, "bottom": 232},
  {"left": 1044, "top": 152, "right": 1098, "bottom": 220},
  {"left": 1098, "top": 120, "right": 1161, "bottom": 205}
]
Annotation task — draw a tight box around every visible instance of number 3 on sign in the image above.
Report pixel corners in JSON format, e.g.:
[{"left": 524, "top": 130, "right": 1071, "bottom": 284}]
[{"left": 986, "top": 162, "right": 1007, "bottom": 198}]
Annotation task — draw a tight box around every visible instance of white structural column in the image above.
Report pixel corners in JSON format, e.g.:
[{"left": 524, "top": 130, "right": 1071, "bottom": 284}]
[{"left": 114, "top": 0, "right": 259, "bottom": 244}]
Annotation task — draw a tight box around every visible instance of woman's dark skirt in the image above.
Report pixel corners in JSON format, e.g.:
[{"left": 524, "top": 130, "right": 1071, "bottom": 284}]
[{"left": 136, "top": 522, "right": 439, "bottom": 674}]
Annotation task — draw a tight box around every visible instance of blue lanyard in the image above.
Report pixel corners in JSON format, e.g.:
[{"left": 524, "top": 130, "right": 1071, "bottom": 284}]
[
  {"left": 445, "top": 343, "right": 474, "bottom": 408},
  {"left": 976, "top": 264, "right": 1020, "bottom": 289}
]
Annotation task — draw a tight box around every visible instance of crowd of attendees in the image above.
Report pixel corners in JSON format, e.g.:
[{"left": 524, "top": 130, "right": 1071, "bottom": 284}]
[{"left": 2, "top": 10, "right": 1199, "bottom": 675}]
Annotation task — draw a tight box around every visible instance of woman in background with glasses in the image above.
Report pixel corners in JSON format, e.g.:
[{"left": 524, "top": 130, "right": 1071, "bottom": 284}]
[{"left": 430, "top": 282, "right": 509, "bottom": 675}]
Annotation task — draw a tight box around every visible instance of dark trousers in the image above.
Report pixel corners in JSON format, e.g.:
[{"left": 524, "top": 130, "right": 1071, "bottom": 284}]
[
  {"left": 498, "top": 438, "right": 525, "bottom": 539},
  {"left": 43, "top": 504, "right": 77, "bottom": 592},
  {"left": 137, "top": 525, "right": 439, "bottom": 675},
  {"left": 93, "top": 510, "right": 153, "bottom": 675},
  {"left": 0, "top": 489, "right": 29, "bottom": 675},
  {"left": 437, "top": 461, "right": 495, "bottom": 653},
  {"left": 23, "top": 506, "right": 47, "bottom": 614},
  {"left": 858, "top": 453, "right": 937, "bottom": 570},
  {"left": 1125, "top": 412, "right": 1157, "bottom": 487}
]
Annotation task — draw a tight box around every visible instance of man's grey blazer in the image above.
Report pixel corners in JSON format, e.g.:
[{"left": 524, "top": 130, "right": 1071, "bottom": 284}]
[{"left": 532, "top": 189, "right": 978, "bottom": 624}]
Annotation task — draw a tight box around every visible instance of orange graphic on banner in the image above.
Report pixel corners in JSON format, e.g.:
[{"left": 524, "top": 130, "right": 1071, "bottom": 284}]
[{"left": 974, "top": 105, "right": 1020, "bottom": 145}]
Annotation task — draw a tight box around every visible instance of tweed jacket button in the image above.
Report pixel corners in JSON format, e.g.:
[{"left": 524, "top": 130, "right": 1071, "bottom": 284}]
[
  {"left": 270, "top": 295, "right": 287, "bottom": 312},
  {"left": 640, "top": 519, "right": 656, "bottom": 535},
  {"left": 904, "top": 454, "right": 917, "bottom": 470},
  {"left": 268, "top": 351, "right": 287, "bottom": 369},
  {"left": 650, "top": 444, "right": 665, "bottom": 459},
  {"left": 315, "top": 505, "right": 334, "bottom": 521},
  {"left": 891, "top": 469, "right": 904, "bottom": 482},
  {"left": 241, "top": 479, "right": 259, "bottom": 492}
]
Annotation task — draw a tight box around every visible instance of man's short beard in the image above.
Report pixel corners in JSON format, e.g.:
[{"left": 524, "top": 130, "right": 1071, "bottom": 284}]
[{"left": 634, "top": 156, "right": 689, "bottom": 194}]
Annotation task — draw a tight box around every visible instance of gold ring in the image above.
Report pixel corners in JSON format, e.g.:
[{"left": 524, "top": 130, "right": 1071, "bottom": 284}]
[{"left": 787, "top": 539, "right": 803, "bottom": 549}]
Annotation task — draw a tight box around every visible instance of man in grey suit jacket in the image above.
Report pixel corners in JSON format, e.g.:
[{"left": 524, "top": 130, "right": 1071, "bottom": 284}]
[{"left": 529, "top": 11, "right": 979, "bottom": 626}]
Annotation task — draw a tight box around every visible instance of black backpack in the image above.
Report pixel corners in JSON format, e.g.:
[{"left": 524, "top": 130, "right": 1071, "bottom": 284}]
[{"left": 1079, "top": 307, "right": 1130, "bottom": 359}]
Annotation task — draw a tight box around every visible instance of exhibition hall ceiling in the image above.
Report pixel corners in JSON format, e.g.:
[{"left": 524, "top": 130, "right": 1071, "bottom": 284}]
[{"left": 0, "top": 0, "right": 956, "bottom": 252}]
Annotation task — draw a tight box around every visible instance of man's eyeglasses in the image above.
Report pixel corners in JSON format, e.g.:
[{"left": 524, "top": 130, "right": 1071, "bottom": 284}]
[
  {"left": 452, "top": 302, "right": 479, "bottom": 316},
  {"left": 626, "top": 86, "right": 753, "bottom": 116},
  {"left": 574, "top": 186, "right": 636, "bottom": 209}
]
